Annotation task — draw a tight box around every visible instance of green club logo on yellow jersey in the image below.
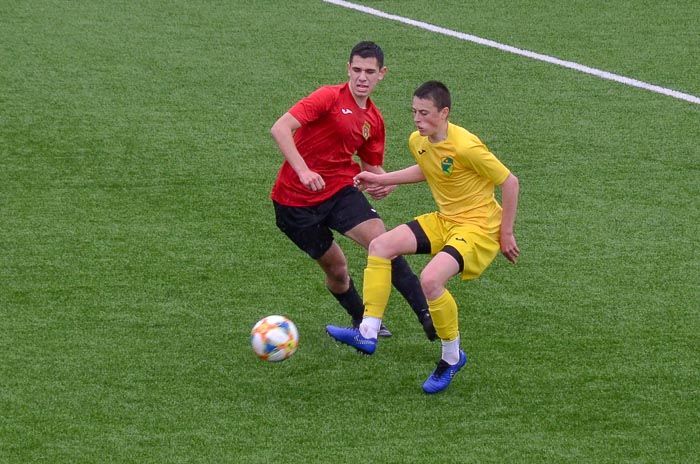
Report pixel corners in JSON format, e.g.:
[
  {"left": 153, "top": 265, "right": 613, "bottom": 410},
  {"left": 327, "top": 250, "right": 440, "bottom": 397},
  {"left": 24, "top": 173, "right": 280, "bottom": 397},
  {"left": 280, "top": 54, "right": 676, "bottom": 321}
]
[{"left": 441, "top": 157, "right": 454, "bottom": 176}]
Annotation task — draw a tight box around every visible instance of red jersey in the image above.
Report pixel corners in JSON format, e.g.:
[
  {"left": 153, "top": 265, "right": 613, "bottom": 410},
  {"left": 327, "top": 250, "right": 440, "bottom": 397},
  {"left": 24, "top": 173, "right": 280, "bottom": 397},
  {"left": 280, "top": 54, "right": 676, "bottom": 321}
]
[{"left": 271, "top": 83, "right": 385, "bottom": 206}]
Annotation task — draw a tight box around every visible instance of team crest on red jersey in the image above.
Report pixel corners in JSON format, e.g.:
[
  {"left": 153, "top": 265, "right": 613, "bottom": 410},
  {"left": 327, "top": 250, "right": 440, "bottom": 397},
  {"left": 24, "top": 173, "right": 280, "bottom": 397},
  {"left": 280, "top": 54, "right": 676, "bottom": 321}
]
[{"left": 362, "top": 121, "right": 371, "bottom": 140}]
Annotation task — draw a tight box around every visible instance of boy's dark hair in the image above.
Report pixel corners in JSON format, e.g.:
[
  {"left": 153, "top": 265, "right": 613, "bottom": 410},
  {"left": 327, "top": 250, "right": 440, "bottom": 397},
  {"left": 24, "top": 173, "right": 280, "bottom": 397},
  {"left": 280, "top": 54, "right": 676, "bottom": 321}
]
[
  {"left": 350, "top": 41, "right": 384, "bottom": 68},
  {"left": 414, "top": 80, "right": 451, "bottom": 111}
]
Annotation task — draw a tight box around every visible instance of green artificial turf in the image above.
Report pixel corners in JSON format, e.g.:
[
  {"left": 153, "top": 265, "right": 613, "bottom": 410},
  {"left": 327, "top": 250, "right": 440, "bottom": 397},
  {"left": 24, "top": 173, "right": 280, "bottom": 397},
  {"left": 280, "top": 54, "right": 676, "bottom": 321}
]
[{"left": 1, "top": 1, "right": 698, "bottom": 462}]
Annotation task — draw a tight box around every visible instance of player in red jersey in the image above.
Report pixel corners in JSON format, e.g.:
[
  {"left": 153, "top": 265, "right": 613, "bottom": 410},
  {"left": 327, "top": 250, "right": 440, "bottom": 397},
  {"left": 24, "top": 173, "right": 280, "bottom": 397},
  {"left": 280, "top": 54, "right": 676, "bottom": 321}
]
[{"left": 270, "top": 41, "right": 435, "bottom": 340}]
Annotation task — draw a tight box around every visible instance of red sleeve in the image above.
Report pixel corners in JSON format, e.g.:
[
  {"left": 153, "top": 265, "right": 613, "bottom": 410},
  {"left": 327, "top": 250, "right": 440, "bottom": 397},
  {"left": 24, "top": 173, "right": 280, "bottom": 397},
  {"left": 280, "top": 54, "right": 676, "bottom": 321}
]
[{"left": 288, "top": 86, "right": 337, "bottom": 125}]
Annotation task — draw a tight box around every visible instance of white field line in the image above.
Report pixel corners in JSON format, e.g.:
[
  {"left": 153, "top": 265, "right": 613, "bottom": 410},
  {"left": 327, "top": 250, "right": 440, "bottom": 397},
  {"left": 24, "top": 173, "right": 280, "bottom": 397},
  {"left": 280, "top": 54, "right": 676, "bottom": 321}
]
[{"left": 323, "top": 0, "right": 700, "bottom": 105}]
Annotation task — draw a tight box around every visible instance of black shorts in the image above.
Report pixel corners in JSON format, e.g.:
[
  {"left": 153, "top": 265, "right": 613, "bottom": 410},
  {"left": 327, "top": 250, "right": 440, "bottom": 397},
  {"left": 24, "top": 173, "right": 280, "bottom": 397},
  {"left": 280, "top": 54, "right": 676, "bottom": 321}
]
[{"left": 273, "top": 186, "right": 381, "bottom": 260}]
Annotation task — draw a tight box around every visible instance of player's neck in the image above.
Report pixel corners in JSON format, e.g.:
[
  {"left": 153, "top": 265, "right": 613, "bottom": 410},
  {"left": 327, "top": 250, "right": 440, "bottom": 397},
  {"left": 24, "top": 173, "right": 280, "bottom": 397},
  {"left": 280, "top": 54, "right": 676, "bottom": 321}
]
[
  {"left": 352, "top": 94, "right": 369, "bottom": 109},
  {"left": 428, "top": 123, "right": 449, "bottom": 143}
]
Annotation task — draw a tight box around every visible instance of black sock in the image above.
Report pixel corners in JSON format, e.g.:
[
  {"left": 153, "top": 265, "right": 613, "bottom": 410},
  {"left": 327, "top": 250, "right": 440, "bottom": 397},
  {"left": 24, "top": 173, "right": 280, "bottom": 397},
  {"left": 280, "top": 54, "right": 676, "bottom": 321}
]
[
  {"left": 391, "top": 256, "right": 429, "bottom": 320},
  {"left": 329, "top": 278, "right": 364, "bottom": 324}
]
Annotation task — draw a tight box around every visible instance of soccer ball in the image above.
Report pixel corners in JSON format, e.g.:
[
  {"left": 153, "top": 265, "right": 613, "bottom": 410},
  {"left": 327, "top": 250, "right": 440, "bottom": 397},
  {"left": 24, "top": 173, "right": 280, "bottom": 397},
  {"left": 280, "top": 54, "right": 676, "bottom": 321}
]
[{"left": 250, "top": 315, "right": 299, "bottom": 362}]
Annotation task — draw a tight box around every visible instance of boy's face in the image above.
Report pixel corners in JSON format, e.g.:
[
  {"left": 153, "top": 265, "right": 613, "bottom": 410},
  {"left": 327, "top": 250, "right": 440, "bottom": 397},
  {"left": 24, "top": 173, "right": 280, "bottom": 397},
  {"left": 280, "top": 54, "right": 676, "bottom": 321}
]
[
  {"left": 347, "top": 56, "right": 386, "bottom": 101},
  {"left": 412, "top": 97, "right": 449, "bottom": 138}
]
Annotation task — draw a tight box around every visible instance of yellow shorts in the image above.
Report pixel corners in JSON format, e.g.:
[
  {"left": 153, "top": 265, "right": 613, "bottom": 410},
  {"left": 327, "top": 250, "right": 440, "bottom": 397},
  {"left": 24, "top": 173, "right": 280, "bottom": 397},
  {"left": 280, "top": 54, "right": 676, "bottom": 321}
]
[{"left": 415, "top": 212, "right": 500, "bottom": 281}]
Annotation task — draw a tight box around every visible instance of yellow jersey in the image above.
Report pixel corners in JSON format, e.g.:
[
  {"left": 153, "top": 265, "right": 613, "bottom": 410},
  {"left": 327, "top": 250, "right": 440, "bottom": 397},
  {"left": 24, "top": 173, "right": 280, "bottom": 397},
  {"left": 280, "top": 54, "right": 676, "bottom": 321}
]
[{"left": 408, "top": 122, "right": 510, "bottom": 234}]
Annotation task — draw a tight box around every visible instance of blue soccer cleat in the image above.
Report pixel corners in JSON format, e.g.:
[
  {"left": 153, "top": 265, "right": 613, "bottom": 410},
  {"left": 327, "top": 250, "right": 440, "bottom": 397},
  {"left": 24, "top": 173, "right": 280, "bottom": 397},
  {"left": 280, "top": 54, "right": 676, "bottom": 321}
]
[
  {"left": 326, "top": 325, "right": 377, "bottom": 355},
  {"left": 422, "top": 350, "right": 467, "bottom": 394},
  {"left": 352, "top": 319, "right": 392, "bottom": 338}
]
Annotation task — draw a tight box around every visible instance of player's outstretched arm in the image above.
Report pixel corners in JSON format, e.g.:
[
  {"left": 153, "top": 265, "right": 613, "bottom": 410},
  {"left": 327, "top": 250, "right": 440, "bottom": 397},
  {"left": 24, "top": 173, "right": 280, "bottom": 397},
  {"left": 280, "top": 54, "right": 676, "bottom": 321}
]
[{"left": 355, "top": 164, "right": 425, "bottom": 190}]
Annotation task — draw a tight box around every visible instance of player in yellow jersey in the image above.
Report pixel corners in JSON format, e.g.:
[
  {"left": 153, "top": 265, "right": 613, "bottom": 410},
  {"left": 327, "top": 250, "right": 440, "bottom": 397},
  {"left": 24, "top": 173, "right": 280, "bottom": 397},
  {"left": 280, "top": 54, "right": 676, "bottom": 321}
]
[{"left": 326, "top": 81, "right": 520, "bottom": 394}]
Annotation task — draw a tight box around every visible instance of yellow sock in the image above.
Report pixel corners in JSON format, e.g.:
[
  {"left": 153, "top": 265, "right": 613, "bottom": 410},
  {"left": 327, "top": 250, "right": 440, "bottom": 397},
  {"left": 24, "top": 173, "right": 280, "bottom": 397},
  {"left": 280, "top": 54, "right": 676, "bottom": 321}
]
[
  {"left": 429, "top": 290, "right": 459, "bottom": 341},
  {"left": 363, "top": 256, "right": 392, "bottom": 319}
]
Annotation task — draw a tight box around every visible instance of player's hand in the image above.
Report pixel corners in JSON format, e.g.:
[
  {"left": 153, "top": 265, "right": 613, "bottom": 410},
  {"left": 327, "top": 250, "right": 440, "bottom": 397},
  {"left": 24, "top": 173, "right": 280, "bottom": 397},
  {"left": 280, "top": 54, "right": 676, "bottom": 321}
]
[
  {"left": 353, "top": 171, "right": 379, "bottom": 192},
  {"left": 298, "top": 170, "right": 325, "bottom": 192},
  {"left": 365, "top": 184, "right": 396, "bottom": 200},
  {"left": 500, "top": 233, "right": 519, "bottom": 264}
]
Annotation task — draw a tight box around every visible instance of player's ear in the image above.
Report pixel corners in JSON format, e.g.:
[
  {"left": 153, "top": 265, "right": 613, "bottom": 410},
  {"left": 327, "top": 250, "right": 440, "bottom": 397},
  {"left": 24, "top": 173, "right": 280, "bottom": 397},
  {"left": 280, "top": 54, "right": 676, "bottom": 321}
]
[
  {"left": 378, "top": 66, "right": 387, "bottom": 80},
  {"left": 441, "top": 106, "right": 450, "bottom": 120}
]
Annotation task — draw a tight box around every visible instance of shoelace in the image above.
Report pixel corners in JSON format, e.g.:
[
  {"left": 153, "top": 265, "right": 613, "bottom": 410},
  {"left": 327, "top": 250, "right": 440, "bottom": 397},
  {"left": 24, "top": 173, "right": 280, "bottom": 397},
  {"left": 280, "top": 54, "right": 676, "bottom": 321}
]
[{"left": 431, "top": 360, "right": 450, "bottom": 378}]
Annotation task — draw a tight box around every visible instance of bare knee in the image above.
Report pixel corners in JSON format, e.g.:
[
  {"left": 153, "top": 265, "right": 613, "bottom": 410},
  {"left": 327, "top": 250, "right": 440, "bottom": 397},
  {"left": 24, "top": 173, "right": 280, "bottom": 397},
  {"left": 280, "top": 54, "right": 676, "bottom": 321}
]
[
  {"left": 317, "top": 247, "right": 350, "bottom": 293},
  {"left": 367, "top": 234, "right": 393, "bottom": 258},
  {"left": 368, "top": 224, "right": 416, "bottom": 260},
  {"left": 325, "top": 262, "right": 349, "bottom": 288},
  {"left": 420, "top": 270, "right": 445, "bottom": 300}
]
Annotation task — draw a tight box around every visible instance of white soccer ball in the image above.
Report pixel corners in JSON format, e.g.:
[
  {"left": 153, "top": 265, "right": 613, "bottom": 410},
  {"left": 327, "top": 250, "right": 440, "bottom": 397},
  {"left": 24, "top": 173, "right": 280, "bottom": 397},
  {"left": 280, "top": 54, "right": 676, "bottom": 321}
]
[{"left": 250, "top": 315, "right": 299, "bottom": 362}]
